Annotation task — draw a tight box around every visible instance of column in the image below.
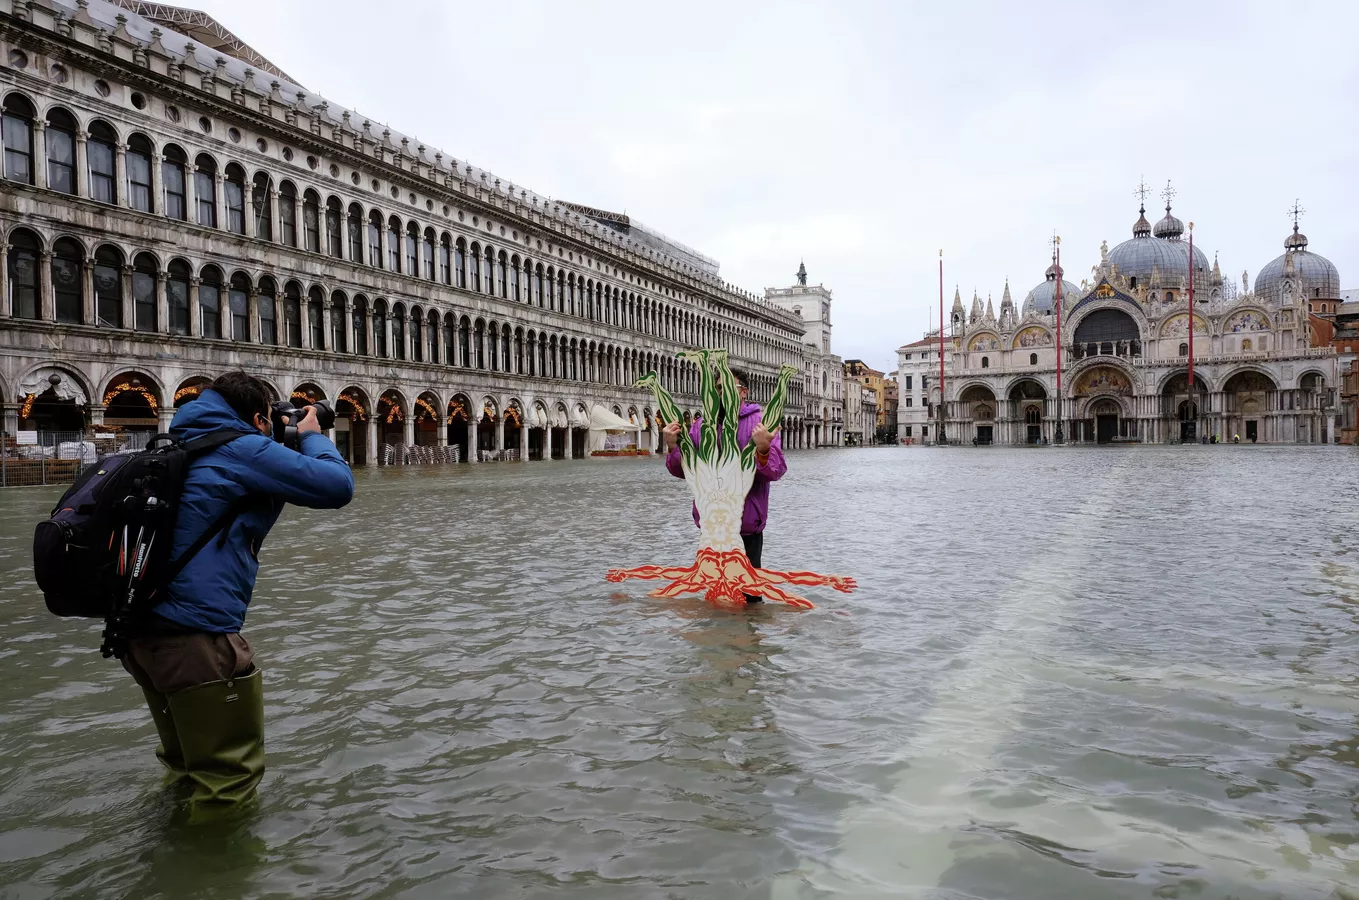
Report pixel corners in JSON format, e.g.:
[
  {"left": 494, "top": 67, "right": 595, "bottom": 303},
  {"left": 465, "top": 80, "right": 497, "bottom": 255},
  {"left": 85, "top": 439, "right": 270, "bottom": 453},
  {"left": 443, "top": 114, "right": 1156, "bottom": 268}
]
[
  {"left": 157, "top": 406, "right": 174, "bottom": 434},
  {"left": 436, "top": 425, "right": 448, "bottom": 448},
  {"left": 75, "top": 131, "right": 88, "bottom": 198},
  {"left": 321, "top": 301, "right": 332, "bottom": 353},
  {"left": 374, "top": 220, "right": 386, "bottom": 272},
  {"left": 366, "top": 418, "right": 378, "bottom": 466},
  {"left": 219, "top": 287, "right": 230, "bottom": 339},
  {"left": 32, "top": 121, "right": 46, "bottom": 189},
  {"left": 383, "top": 313, "right": 394, "bottom": 360},
  {"left": 39, "top": 251, "right": 54, "bottom": 320},
  {"left": 299, "top": 303, "right": 311, "bottom": 350},
  {"left": 81, "top": 259, "right": 95, "bottom": 325},
  {"left": 270, "top": 190, "right": 282, "bottom": 244},
  {"left": 188, "top": 277, "right": 201, "bottom": 337},
  {"left": 115, "top": 143, "right": 128, "bottom": 209},
  {"left": 248, "top": 291, "right": 261, "bottom": 343},
  {"left": 155, "top": 271, "right": 168, "bottom": 334},
  {"left": 544, "top": 422, "right": 553, "bottom": 461},
  {"left": 184, "top": 162, "right": 197, "bottom": 225},
  {"left": 403, "top": 415, "right": 415, "bottom": 449},
  {"left": 214, "top": 171, "right": 227, "bottom": 232},
  {"left": 0, "top": 241, "right": 8, "bottom": 318},
  {"left": 150, "top": 148, "right": 163, "bottom": 215},
  {"left": 519, "top": 419, "right": 528, "bottom": 461},
  {"left": 88, "top": 405, "right": 106, "bottom": 427},
  {"left": 496, "top": 417, "right": 505, "bottom": 456},
  {"left": 120, "top": 264, "right": 134, "bottom": 329}
]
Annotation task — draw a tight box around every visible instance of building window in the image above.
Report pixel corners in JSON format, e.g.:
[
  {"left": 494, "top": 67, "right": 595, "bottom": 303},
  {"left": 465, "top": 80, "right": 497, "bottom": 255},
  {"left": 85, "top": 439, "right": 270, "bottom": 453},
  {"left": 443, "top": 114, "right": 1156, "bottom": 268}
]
[
  {"left": 904, "top": 398, "right": 912, "bottom": 407},
  {"left": 455, "top": 240, "right": 466, "bottom": 288},
  {"left": 224, "top": 165, "right": 246, "bottom": 234},
  {"left": 1030, "top": 352, "right": 1038, "bottom": 365},
  {"left": 45, "top": 108, "right": 77, "bottom": 195},
  {"left": 127, "top": 134, "right": 153, "bottom": 212},
  {"left": 94, "top": 245, "right": 123, "bottom": 327},
  {"left": 258, "top": 281, "right": 277, "bottom": 345},
  {"left": 498, "top": 252, "right": 508, "bottom": 298},
  {"left": 325, "top": 198, "right": 342, "bottom": 257},
  {"left": 405, "top": 223, "right": 418, "bottom": 275},
  {"left": 163, "top": 146, "right": 187, "bottom": 220},
  {"left": 167, "top": 259, "right": 190, "bottom": 335},
  {"left": 88, "top": 121, "right": 117, "bottom": 204},
  {"left": 301, "top": 190, "right": 320, "bottom": 253},
  {"left": 194, "top": 154, "right": 216, "bottom": 227},
  {"left": 279, "top": 182, "right": 298, "bottom": 247},
  {"left": 392, "top": 303, "right": 406, "bottom": 361},
  {"left": 7, "top": 230, "right": 41, "bottom": 319},
  {"left": 351, "top": 299, "right": 368, "bottom": 355},
  {"left": 133, "top": 254, "right": 157, "bottom": 332},
  {"left": 372, "top": 300, "right": 387, "bottom": 357},
  {"left": 331, "top": 292, "right": 346, "bottom": 353},
  {"left": 424, "top": 229, "right": 436, "bottom": 280},
  {"left": 283, "top": 285, "right": 302, "bottom": 348},
  {"left": 200, "top": 267, "right": 222, "bottom": 339},
  {"left": 439, "top": 236, "right": 451, "bottom": 285},
  {"left": 1179, "top": 342, "right": 1188, "bottom": 357},
  {"left": 904, "top": 426, "right": 912, "bottom": 437},
  {"left": 308, "top": 291, "right": 324, "bottom": 350},
  {"left": 250, "top": 172, "right": 272, "bottom": 240},
  {"left": 921, "top": 426, "right": 928, "bottom": 437},
  {"left": 367, "top": 211, "right": 382, "bottom": 267},
  {"left": 387, "top": 218, "right": 401, "bottom": 272},
  {"left": 229, "top": 273, "right": 250, "bottom": 341},
  {"left": 51, "top": 237, "right": 83, "bottom": 324},
  {"left": 2, "top": 94, "right": 35, "bottom": 184},
  {"left": 470, "top": 243, "right": 482, "bottom": 291},
  {"left": 347, "top": 204, "right": 363, "bottom": 261},
  {"left": 981, "top": 356, "right": 989, "bottom": 368}
]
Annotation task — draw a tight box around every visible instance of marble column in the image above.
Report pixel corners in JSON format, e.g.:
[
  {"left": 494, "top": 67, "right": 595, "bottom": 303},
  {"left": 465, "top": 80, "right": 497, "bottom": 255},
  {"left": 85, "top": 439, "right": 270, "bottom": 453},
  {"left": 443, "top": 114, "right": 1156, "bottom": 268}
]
[
  {"left": 155, "top": 271, "right": 168, "bottom": 334},
  {"left": 32, "top": 121, "right": 47, "bottom": 189},
  {"left": 403, "top": 415, "right": 415, "bottom": 450},
  {"left": 188, "top": 276, "right": 200, "bottom": 337},
  {"left": 544, "top": 424, "right": 553, "bottom": 461},
  {"left": 366, "top": 418, "right": 378, "bottom": 466},
  {"left": 321, "top": 301, "right": 332, "bottom": 353},
  {"left": 39, "top": 251, "right": 54, "bottom": 320},
  {"left": 214, "top": 171, "right": 227, "bottom": 232},
  {"left": 120, "top": 264, "right": 134, "bottom": 330},
  {"left": 74, "top": 131, "right": 88, "bottom": 198},
  {"left": 496, "top": 417, "right": 505, "bottom": 456},
  {"left": 81, "top": 258, "right": 95, "bottom": 325},
  {"left": 519, "top": 420, "right": 528, "bottom": 461},
  {"left": 0, "top": 241, "right": 8, "bottom": 319},
  {"left": 115, "top": 143, "right": 127, "bottom": 208}
]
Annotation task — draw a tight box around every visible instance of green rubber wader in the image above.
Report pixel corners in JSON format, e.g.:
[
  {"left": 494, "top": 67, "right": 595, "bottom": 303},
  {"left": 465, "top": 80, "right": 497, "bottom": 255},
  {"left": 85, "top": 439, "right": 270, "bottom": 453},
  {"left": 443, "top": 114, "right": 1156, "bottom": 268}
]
[
  {"left": 140, "top": 687, "right": 189, "bottom": 785},
  {"left": 165, "top": 669, "right": 265, "bottom": 813}
]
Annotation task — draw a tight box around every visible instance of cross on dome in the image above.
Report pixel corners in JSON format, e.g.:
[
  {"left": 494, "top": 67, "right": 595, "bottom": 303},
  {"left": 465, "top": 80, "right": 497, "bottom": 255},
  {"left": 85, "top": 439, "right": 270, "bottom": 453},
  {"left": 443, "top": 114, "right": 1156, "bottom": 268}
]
[{"left": 1160, "top": 179, "right": 1177, "bottom": 212}]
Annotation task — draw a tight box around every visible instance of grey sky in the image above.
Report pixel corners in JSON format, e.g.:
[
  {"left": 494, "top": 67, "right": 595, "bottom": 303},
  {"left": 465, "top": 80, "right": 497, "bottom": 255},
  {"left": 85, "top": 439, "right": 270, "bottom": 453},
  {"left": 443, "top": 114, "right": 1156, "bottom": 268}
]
[{"left": 194, "top": 0, "right": 1359, "bottom": 372}]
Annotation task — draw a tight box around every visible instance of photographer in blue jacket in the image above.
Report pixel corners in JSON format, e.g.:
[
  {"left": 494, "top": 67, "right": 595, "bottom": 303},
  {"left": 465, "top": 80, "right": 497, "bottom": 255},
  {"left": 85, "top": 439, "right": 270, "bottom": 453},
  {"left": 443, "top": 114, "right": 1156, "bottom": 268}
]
[{"left": 122, "top": 371, "right": 354, "bottom": 814}]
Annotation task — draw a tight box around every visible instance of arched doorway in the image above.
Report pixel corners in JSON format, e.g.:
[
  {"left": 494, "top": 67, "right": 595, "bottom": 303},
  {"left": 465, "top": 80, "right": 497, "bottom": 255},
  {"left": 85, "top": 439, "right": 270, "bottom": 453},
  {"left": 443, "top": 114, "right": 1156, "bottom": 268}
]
[
  {"left": 571, "top": 403, "right": 589, "bottom": 459},
  {"left": 959, "top": 384, "right": 997, "bottom": 445},
  {"left": 478, "top": 397, "right": 498, "bottom": 460},
  {"left": 1223, "top": 370, "right": 1277, "bottom": 443},
  {"left": 447, "top": 394, "right": 471, "bottom": 462},
  {"left": 552, "top": 403, "right": 569, "bottom": 460},
  {"left": 19, "top": 368, "right": 88, "bottom": 433},
  {"left": 413, "top": 392, "right": 440, "bottom": 447},
  {"left": 528, "top": 402, "right": 548, "bottom": 460},
  {"left": 376, "top": 390, "right": 406, "bottom": 463},
  {"left": 1073, "top": 365, "right": 1133, "bottom": 443},
  {"left": 102, "top": 371, "right": 161, "bottom": 441},
  {"left": 335, "top": 386, "right": 369, "bottom": 465},
  {"left": 1162, "top": 372, "right": 1209, "bottom": 443},
  {"left": 1008, "top": 379, "right": 1047, "bottom": 444},
  {"left": 504, "top": 400, "right": 523, "bottom": 460},
  {"left": 1090, "top": 399, "right": 1121, "bottom": 444}
]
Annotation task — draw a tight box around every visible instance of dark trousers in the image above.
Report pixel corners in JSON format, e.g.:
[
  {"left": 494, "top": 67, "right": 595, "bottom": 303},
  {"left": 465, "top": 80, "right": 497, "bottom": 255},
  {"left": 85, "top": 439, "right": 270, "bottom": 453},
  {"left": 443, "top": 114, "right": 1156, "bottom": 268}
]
[
  {"left": 122, "top": 630, "right": 255, "bottom": 695},
  {"left": 742, "top": 532, "right": 763, "bottom": 603}
]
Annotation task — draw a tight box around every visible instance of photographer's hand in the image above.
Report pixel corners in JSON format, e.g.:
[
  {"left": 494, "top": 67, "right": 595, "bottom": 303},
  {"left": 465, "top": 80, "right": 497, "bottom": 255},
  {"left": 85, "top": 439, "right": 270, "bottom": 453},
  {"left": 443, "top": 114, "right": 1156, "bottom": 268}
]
[{"left": 297, "top": 405, "right": 322, "bottom": 437}]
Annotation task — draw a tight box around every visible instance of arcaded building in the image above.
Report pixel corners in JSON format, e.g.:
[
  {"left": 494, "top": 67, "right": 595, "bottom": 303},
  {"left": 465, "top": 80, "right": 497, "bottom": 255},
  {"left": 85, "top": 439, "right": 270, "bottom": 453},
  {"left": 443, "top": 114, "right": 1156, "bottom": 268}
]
[{"left": 0, "top": 0, "right": 821, "bottom": 464}]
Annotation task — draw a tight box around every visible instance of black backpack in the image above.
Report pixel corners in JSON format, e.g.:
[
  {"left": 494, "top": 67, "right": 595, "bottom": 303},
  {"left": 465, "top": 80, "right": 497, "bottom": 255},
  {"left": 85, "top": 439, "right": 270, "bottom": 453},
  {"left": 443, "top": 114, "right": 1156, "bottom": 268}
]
[{"left": 33, "top": 429, "right": 247, "bottom": 658}]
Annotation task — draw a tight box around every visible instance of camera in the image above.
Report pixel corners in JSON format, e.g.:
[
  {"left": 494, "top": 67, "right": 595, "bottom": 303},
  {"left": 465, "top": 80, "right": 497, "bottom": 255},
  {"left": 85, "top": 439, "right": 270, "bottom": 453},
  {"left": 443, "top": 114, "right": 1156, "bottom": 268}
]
[{"left": 270, "top": 399, "right": 336, "bottom": 450}]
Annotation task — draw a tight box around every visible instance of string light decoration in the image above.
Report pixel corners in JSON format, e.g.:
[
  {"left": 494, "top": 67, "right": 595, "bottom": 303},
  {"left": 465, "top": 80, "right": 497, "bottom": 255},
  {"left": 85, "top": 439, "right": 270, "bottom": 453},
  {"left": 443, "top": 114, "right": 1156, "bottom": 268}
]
[
  {"left": 379, "top": 395, "right": 404, "bottom": 424},
  {"left": 19, "top": 393, "right": 36, "bottom": 420},
  {"left": 414, "top": 396, "right": 439, "bottom": 422},
  {"left": 504, "top": 404, "right": 522, "bottom": 427},
  {"left": 482, "top": 403, "right": 498, "bottom": 423},
  {"left": 102, "top": 381, "right": 159, "bottom": 411},
  {"left": 337, "top": 392, "right": 368, "bottom": 421},
  {"left": 447, "top": 397, "right": 468, "bottom": 423},
  {"left": 291, "top": 388, "right": 321, "bottom": 403},
  {"left": 174, "top": 384, "right": 205, "bottom": 403}
]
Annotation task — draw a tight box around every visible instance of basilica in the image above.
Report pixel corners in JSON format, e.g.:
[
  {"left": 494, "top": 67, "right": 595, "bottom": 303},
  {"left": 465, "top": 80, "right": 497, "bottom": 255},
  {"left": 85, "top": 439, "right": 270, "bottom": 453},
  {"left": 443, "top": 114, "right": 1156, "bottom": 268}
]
[{"left": 898, "top": 192, "right": 1340, "bottom": 445}]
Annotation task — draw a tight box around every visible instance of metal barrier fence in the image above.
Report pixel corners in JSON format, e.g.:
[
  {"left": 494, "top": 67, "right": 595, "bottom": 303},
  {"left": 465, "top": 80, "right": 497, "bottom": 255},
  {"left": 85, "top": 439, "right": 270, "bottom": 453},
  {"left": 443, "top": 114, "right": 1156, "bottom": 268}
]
[
  {"left": 1, "top": 430, "right": 151, "bottom": 488},
  {"left": 379, "top": 444, "right": 463, "bottom": 466}
]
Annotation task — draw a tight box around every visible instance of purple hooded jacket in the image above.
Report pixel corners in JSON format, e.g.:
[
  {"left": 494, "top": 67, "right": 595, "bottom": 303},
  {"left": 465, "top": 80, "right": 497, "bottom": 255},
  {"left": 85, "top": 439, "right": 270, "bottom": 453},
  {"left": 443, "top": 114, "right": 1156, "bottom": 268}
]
[{"left": 665, "top": 401, "right": 787, "bottom": 535}]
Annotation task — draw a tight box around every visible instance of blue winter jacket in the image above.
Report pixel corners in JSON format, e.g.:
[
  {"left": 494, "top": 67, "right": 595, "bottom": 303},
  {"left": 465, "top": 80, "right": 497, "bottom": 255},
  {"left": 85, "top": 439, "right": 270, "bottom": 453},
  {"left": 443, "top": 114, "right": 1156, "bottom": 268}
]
[{"left": 153, "top": 389, "right": 355, "bottom": 632}]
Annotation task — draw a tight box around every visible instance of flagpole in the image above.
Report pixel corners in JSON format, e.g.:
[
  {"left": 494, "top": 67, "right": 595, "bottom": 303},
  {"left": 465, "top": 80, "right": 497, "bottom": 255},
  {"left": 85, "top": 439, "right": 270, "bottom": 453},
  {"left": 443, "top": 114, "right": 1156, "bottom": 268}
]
[
  {"left": 1187, "top": 222, "right": 1195, "bottom": 390},
  {"left": 938, "top": 249, "right": 945, "bottom": 445},
  {"left": 1054, "top": 237, "right": 1064, "bottom": 444}
]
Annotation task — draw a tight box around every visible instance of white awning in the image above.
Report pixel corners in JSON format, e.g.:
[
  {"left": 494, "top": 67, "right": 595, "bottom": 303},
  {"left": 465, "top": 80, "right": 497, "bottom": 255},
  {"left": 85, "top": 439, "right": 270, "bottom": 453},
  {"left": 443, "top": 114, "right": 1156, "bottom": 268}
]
[{"left": 589, "top": 404, "right": 641, "bottom": 432}]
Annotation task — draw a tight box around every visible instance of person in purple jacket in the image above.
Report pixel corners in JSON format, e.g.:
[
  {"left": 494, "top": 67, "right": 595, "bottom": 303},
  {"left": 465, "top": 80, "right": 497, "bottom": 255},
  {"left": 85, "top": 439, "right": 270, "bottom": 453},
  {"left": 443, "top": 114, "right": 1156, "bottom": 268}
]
[{"left": 662, "top": 368, "right": 786, "bottom": 602}]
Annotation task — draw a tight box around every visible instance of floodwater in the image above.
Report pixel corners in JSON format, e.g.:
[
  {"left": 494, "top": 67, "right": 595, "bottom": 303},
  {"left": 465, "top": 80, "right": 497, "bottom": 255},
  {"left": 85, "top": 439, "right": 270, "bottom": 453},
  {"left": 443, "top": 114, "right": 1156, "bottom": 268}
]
[{"left": 1, "top": 446, "right": 1358, "bottom": 900}]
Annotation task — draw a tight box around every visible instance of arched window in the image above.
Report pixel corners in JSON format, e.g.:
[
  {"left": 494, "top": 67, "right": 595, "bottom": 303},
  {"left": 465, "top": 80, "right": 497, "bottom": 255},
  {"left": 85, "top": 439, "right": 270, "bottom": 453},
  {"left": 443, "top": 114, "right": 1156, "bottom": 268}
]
[
  {"left": 2, "top": 94, "right": 35, "bottom": 184},
  {"left": 536, "top": 265, "right": 545, "bottom": 308},
  {"left": 1165, "top": 291, "right": 1175, "bottom": 303},
  {"left": 455, "top": 239, "right": 466, "bottom": 288},
  {"left": 133, "top": 253, "right": 157, "bottom": 332},
  {"left": 1179, "top": 342, "right": 1189, "bottom": 357},
  {"left": 409, "top": 307, "right": 422, "bottom": 362},
  {"left": 474, "top": 319, "right": 486, "bottom": 369},
  {"left": 1025, "top": 406, "right": 1041, "bottom": 425},
  {"left": 199, "top": 265, "right": 222, "bottom": 339},
  {"left": 1029, "top": 352, "right": 1038, "bottom": 365},
  {"left": 569, "top": 277, "right": 577, "bottom": 316},
  {"left": 545, "top": 268, "right": 555, "bottom": 311},
  {"left": 229, "top": 272, "right": 250, "bottom": 341},
  {"left": 442, "top": 313, "right": 455, "bottom": 365},
  {"left": 510, "top": 254, "right": 520, "bottom": 301},
  {"left": 51, "top": 237, "right": 83, "bottom": 324},
  {"left": 392, "top": 302, "right": 406, "bottom": 361},
  {"left": 194, "top": 154, "right": 217, "bottom": 227},
  {"left": 485, "top": 246, "right": 494, "bottom": 295},
  {"left": 94, "top": 245, "right": 123, "bottom": 327},
  {"left": 162, "top": 145, "right": 187, "bottom": 220},
  {"left": 257, "top": 276, "right": 277, "bottom": 345},
  {"left": 308, "top": 286, "right": 325, "bottom": 350},
  {"left": 470, "top": 242, "right": 482, "bottom": 292},
  {"left": 250, "top": 172, "right": 272, "bottom": 240},
  {"left": 439, "top": 234, "right": 451, "bottom": 285},
  {"left": 423, "top": 228, "right": 435, "bottom": 280},
  {"left": 45, "top": 108, "right": 77, "bottom": 195},
  {"left": 387, "top": 217, "right": 401, "bottom": 272},
  {"left": 347, "top": 203, "right": 364, "bottom": 261},
  {"left": 367, "top": 210, "right": 382, "bottom": 267},
  {"left": 278, "top": 181, "right": 298, "bottom": 247},
  {"left": 980, "top": 356, "right": 989, "bottom": 368},
  {"left": 88, "top": 120, "right": 117, "bottom": 204},
  {"left": 372, "top": 299, "right": 387, "bottom": 358},
  {"left": 459, "top": 316, "right": 470, "bottom": 366},
  {"left": 501, "top": 325, "right": 511, "bottom": 371},
  {"left": 302, "top": 189, "right": 321, "bottom": 252},
  {"left": 497, "top": 250, "right": 507, "bottom": 298},
  {"left": 167, "top": 259, "right": 191, "bottom": 335},
  {"left": 486, "top": 320, "right": 498, "bottom": 371},
  {"left": 351, "top": 296, "right": 368, "bottom": 355},
  {"left": 325, "top": 197, "right": 342, "bottom": 257},
  {"left": 224, "top": 164, "right": 246, "bottom": 234},
  {"left": 283, "top": 282, "right": 303, "bottom": 348},
  {"left": 404, "top": 222, "right": 418, "bottom": 275},
  {"left": 330, "top": 291, "right": 347, "bottom": 352},
  {"left": 126, "top": 133, "right": 153, "bottom": 212},
  {"left": 426, "top": 310, "right": 439, "bottom": 362},
  {"left": 1242, "top": 338, "right": 1253, "bottom": 351}
]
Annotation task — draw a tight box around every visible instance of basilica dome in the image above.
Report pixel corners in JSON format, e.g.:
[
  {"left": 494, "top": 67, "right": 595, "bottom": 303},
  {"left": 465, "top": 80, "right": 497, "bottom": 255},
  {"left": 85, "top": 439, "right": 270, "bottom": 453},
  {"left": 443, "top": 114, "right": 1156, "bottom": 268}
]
[
  {"left": 1107, "top": 204, "right": 1210, "bottom": 291},
  {"left": 1022, "top": 264, "right": 1083, "bottom": 316},
  {"left": 1253, "top": 225, "right": 1340, "bottom": 305}
]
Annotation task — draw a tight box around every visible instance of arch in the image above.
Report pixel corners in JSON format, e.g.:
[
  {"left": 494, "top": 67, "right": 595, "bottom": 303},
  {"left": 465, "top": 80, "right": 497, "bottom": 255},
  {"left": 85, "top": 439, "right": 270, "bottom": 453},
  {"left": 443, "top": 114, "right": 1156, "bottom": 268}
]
[
  {"left": 1297, "top": 368, "right": 1329, "bottom": 390},
  {"left": 16, "top": 361, "right": 93, "bottom": 409},
  {"left": 1154, "top": 368, "right": 1216, "bottom": 394},
  {"left": 50, "top": 236, "right": 84, "bottom": 324},
  {"left": 278, "top": 180, "right": 299, "bottom": 247},
  {"left": 102, "top": 370, "right": 164, "bottom": 424},
  {"left": 1220, "top": 368, "right": 1278, "bottom": 393},
  {"left": 1, "top": 92, "right": 36, "bottom": 186},
  {"left": 1006, "top": 378, "right": 1047, "bottom": 401},
  {"left": 1157, "top": 313, "right": 1208, "bottom": 340}
]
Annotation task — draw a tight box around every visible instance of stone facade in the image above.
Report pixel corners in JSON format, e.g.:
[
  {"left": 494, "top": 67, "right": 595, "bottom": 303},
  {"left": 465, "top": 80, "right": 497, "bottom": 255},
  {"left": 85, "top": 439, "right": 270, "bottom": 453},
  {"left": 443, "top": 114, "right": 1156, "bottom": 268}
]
[
  {"left": 0, "top": 0, "right": 829, "bottom": 465},
  {"left": 766, "top": 266, "right": 843, "bottom": 447},
  {"left": 896, "top": 200, "right": 1340, "bottom": 445}
]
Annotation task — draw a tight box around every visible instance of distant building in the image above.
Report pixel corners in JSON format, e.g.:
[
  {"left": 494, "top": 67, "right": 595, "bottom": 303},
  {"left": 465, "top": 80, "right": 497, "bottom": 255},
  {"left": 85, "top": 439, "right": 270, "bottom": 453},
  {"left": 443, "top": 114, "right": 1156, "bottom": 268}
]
[
  {"left": 767, "top": 262, "right": 843, "bottom": 447},
  {"left": 881, "top": 373, "right": 898, "bottom": 438},
  {"left": 895, "top": 336, "right": 937, "bottom": 443}
]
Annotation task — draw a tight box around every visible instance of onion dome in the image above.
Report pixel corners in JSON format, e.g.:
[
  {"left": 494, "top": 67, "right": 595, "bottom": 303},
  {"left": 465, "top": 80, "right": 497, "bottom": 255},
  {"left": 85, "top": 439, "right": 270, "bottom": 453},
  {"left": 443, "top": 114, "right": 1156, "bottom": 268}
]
[
  {"left": 1253, "top": 223, "right": 1340, "bottom": 304},
  {"left": 1132, "top": 204, "right": 1152, "bottom": 237},
  {"left": 1108, "top": 199, "right": 1209, "bottom": 289},
  {"left": 1153, "top": 204, "right": 1184, "bottom": 238},
  {"left": 1022, "top": 264, "right": 1082, "bottom": 316}
]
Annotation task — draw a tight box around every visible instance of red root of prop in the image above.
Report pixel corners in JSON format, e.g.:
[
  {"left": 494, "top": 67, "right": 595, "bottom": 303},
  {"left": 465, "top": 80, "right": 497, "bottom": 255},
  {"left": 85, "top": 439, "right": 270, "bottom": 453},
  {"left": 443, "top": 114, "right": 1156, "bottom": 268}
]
[{"left": 606, "top": 547, "right": 856, "bottom": 609}]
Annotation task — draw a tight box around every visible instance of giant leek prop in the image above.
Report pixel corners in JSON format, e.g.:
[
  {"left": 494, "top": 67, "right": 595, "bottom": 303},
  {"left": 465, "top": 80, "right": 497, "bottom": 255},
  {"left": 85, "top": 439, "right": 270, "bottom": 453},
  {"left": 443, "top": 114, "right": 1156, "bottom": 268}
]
[{"left": 607, "top": 349, "right": 856, "bottom": 608}]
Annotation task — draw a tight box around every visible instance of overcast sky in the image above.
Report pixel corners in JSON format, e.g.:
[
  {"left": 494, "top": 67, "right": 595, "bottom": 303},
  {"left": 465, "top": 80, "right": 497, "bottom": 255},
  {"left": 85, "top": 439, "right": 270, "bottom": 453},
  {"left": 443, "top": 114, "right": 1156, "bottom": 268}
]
[{"left": 193, "top": 0, "right": 1358, "bottom": 372}]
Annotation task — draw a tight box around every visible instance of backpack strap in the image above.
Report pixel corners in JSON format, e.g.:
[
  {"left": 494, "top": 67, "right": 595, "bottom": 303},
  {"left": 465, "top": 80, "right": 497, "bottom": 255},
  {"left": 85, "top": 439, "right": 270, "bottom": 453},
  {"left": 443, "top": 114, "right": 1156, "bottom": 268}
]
[
  {"left": 151, "top": 429, "right": 250, "bottom": 590},
  {"left": 182, "top": 429, "right": 250, "bottom": 454}
]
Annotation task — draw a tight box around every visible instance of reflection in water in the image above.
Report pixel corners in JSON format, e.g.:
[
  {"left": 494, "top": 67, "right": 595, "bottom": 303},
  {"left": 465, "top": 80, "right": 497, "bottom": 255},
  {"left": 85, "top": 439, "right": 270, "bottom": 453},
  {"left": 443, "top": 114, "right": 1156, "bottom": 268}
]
[{"left": 1, "top": 447, "right": 1358, "bottom": 899}]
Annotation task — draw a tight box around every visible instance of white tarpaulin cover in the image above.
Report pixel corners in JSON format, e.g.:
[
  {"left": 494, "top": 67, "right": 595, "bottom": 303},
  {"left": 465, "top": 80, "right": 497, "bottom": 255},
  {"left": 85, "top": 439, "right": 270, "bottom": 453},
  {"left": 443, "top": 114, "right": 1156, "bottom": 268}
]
[
  {"left": 588, "top": 404, "right": 641, "bottom": 432},
  {"left": 588, "top": 404, "right": 642, "bottom": 452}
]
